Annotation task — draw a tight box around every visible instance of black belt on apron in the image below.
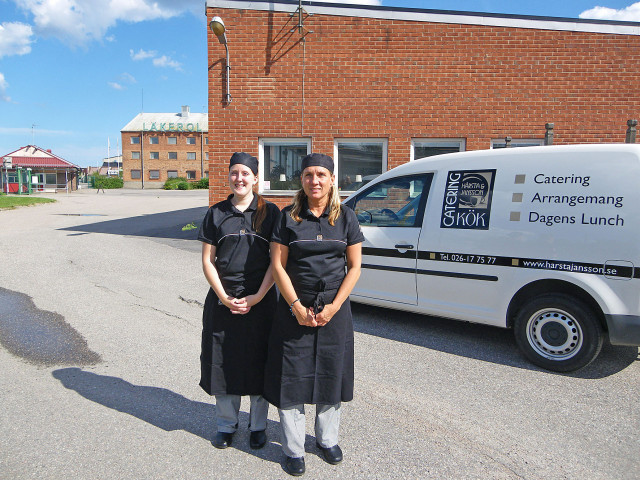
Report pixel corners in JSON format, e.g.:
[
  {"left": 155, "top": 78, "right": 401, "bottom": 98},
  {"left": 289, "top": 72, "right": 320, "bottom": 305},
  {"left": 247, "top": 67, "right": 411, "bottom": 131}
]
[{"left": 292, "top": 277, "right": 344, "bottom": 314}]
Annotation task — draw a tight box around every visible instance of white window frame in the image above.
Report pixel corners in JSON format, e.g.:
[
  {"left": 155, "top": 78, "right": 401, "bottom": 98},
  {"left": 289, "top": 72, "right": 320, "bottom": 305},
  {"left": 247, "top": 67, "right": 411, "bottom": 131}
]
[
  {"left": 186, "top": 170, "right": 196, "bottom": 180},
  {"left": 149, "top": 137, "right": 159, "bottom": 145},
  {"left": 258, "top": 137, "right": 312, "bottom": 194},
  {"left": 130, "top": 136, "right": 140, "bottom": 145},
  {"left": 168, "top": 137, "right": 177, "bottom": 145},
  {"left": 186, "top": 137, "right": 196, "bottom": 145},
  {"left": 411, "top": 138, "right": 466, "bottom": 161},
  {"left": 131, "top": 151, "right": 140, "bottom": 160},
  {"left": 187, "top": 152, "right": 196, "bottom": 160},
  {"left": 490, "top": 138, "right": 544, "bottom": 149},
  {"left": 334, "top": 138, "right": 388, "bottom": 194},
  {"left": 149, "top": 151, "right": 159, "bottom": 160},
  {"left": 168, "top": 152, "right": 177, "bottom": 160}
]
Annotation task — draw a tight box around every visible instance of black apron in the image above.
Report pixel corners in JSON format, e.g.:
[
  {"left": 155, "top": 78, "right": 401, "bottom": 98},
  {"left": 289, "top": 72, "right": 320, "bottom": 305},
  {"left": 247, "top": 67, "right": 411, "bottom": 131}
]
[
  {"left": 263, "top": 277, "right": 354, "bottom": 408},
  {"left": 199, "top": 285, "right": 276, "bottom": 396}
]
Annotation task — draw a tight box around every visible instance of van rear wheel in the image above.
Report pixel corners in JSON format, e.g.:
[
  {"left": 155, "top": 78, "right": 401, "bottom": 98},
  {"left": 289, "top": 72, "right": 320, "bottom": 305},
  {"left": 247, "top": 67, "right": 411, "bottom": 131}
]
[{"left": 513, "top": 294, "right": 603, "bottom": 372}]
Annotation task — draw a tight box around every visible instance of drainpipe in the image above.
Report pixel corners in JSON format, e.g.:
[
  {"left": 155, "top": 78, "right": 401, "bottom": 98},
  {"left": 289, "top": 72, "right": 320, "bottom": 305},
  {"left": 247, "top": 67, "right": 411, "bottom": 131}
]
[
  {"left": 626, "top": 119, "right": 637, "bottom": 144},
  {"left": 140, "top": 131, "right": 145, "bottom": 189},
  {"left": 544, "top": 123, "right": 554, "bottom": 145}
]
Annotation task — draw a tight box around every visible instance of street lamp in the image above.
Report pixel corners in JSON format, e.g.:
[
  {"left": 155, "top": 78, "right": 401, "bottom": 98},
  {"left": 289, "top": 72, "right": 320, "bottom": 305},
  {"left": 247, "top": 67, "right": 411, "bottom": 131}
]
[{"left": 210, "top": 16, "right": 232, "bottom": 105}]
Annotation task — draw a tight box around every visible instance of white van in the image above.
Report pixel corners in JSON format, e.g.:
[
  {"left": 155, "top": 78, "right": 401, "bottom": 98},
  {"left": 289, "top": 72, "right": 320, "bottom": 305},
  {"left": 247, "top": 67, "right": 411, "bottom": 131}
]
[{"left": 344, "top": 144, "right": 640, "bottom": 372}]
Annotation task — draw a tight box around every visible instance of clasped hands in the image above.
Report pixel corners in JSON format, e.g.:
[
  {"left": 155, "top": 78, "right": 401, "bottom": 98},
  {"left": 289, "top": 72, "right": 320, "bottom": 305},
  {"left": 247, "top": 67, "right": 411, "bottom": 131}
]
[
  {"left": 223, "top": 294, "right": 260, "bottom": 314},
  {"left": 292, "top": 301, "right": 337, "bottom": 327}
]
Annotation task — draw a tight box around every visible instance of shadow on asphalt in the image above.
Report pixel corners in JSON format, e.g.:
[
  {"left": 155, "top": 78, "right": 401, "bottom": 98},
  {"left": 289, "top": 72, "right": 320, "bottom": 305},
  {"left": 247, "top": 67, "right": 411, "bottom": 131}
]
[
  {"left": 57, "top": 207, "right": 209, "bottom": 240},
  {"left": 52, "top": 368, "right": 322, "bottom": 468},
  {"left": 351, "top": 303, "right": 639, "bottom": 379}
]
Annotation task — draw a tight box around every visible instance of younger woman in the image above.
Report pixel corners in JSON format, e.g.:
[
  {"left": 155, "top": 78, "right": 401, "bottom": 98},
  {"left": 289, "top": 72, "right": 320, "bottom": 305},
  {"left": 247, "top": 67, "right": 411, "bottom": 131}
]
[{"left": 198, "top": 152, "right": 280, "bottom": 450}]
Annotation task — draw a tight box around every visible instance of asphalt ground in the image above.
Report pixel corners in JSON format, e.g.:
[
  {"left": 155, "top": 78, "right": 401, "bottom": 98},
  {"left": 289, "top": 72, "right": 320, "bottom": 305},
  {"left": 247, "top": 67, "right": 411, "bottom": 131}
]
[{"left": 0, "top": 188, "right": 638, "bottom": 480}]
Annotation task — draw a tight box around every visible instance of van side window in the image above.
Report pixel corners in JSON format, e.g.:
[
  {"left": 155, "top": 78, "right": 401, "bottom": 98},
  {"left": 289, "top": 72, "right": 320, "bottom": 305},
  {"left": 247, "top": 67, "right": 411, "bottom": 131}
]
[{"left": 351, "top": 174, "right": 432, "bottom": 227}]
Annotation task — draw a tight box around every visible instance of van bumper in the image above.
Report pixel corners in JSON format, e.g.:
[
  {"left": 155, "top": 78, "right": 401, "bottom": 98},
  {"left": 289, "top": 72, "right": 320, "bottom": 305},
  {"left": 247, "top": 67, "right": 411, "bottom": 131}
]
[{"left": 605, "top": 314, "right": 640, "bottom": 346}]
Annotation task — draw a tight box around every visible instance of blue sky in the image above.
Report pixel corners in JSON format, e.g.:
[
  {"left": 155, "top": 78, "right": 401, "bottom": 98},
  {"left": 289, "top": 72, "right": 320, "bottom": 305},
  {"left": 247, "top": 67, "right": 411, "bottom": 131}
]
[{"left": 1, "top": 0, "right": 638, "bottom": 167}]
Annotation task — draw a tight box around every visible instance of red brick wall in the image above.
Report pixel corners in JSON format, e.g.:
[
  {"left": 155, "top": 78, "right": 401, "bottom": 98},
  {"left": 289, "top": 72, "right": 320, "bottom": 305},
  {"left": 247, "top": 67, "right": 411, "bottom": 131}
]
[
  {"left": 207, "top": 8, "right": 640, "bottom": 207},
  {"left": 122, "top": 131, "right": 207, "bottom": 184}
]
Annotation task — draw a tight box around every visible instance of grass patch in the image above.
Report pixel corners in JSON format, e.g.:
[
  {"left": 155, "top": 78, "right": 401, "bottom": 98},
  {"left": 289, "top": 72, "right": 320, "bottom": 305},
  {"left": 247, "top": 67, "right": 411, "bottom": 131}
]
[
  {"left": 0, "top": 196, "right": 56, "bottom": 210},
  {"left": 182, "top": 222, "right": 198, "bottom": 231}
]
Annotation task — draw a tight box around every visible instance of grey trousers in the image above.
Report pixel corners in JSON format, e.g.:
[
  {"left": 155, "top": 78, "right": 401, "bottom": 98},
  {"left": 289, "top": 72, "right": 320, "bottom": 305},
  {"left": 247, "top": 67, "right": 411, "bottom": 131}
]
[
  {"left": 215, "top": 394, "right": 269, "bottom": 433},
  {"left": 278, "top": 403, "right": 342, "bottom": 458}
]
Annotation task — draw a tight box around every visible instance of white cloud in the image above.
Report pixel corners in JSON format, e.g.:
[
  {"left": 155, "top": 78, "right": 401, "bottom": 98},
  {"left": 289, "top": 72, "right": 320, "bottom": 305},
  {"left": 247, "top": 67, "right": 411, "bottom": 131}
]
[
  {"left": 14, "top": 0, "right": 201, "bottom": 46},
  {"left": 0, "top": 73, "right": 10, "bottom": 102},
  {"left": 130, "top": 48, "right": 156, "bottom": 61},
  {"left": 120, "top": 72, "right": 136, "bottom": 84},
  {"left": 0, "top": 22, "right": 35, "bottom": 58},
  {"left": 108, "top": 82, "right": 124, "bottom": 90},
  {"left": 580, "top": 2, "right": 640, "bottom": 21},
  {"left": 130, "top": 48, "right": 182, "bottom": 71},
  {"left": 153, "top": 55, "right": 182, "bottom": 71}
]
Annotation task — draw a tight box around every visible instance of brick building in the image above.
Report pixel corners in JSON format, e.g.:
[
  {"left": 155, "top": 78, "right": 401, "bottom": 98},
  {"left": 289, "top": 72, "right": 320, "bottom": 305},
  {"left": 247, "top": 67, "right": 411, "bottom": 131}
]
[
  {"left": 206, "top": 0, "right": 640, "bottom": 207},
  {"left": 121, "top": 106, "right": 208, "bottom": 188}
]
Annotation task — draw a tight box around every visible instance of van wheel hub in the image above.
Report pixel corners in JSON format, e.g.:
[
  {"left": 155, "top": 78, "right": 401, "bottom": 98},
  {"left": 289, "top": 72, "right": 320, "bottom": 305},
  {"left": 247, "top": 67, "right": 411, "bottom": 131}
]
[{"left": 527, "top": 309, "right": 583, "bottom": 360}]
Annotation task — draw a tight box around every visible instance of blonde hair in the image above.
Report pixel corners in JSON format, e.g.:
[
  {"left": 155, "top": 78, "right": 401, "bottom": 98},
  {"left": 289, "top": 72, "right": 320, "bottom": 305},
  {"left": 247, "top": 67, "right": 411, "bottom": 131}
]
[{"left": 290, "top": 183, "right": 342, "bottom": 225}]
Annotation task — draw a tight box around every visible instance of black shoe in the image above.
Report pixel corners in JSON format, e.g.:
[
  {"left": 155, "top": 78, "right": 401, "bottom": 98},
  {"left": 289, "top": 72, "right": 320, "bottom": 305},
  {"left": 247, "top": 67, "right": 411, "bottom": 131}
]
[
  {"left": 249, "top": 430, "right": 267, "bottom": 449},
  {"left": 284, "top": 456, "right": 305, "bottom": 476},
  {"left": 316, "top": 443, "right": 343, "bottom": 465},
  {"left": 212, "top": 431, "right": 233, "bottom": 449}
]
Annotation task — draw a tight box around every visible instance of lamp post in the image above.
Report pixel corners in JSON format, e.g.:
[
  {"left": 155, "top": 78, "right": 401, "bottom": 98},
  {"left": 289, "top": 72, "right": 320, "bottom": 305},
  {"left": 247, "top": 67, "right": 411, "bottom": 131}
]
[{"left": 210, "top": 16, "right": 232, "bottom": 105}]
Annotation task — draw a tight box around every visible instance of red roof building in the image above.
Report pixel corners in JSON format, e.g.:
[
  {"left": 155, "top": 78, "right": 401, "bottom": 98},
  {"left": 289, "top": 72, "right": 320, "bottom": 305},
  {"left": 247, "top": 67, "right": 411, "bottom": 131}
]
[{"left": 2, "top": 145, "right": 79, "bottom": 193}]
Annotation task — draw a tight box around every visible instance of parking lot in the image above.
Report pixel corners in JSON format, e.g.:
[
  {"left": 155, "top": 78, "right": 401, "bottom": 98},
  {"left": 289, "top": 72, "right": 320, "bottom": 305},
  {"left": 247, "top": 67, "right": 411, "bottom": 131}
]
[{"left": 0, "top": 188, "right": 638, "bottom": 479}]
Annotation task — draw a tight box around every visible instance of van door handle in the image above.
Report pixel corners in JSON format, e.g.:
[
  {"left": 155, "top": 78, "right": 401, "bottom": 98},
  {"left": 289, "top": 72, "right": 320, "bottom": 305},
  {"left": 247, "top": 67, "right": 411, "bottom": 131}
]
[{"left": 395, "top": 244, "right": 414, "bottom": 250}]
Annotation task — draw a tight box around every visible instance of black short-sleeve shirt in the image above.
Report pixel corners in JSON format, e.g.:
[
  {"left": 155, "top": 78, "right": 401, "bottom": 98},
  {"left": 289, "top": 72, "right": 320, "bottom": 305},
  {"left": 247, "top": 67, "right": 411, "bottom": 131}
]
[
  {"left": 198, "top": 195, "right": 280, "bottom": 296},
  {"left": 271, "top": 200, "right": 364, "bottom": 289}
]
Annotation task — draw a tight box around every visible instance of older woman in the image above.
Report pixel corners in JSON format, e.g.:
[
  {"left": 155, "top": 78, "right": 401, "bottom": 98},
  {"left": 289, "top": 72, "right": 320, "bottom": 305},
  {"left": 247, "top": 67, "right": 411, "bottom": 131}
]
[{"left": 264, "top": 153, "right": 364, "bottom": 476}]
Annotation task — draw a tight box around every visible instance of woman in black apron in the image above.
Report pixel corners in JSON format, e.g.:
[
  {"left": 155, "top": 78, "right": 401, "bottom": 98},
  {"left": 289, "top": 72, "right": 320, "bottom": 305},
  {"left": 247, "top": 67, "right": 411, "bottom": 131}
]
[
  {"left": 198, "top": 152, "right": 279, "bottom": 450},
  {"left": 264, "top": 153, "right": 364, "bottom": 476}
]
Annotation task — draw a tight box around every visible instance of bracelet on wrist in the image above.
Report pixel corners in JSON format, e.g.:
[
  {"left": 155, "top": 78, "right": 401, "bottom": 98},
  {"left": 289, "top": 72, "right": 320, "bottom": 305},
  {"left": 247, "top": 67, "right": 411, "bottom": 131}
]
[{"left": 290, "top": 298, "right": 301, "bottom": 308}]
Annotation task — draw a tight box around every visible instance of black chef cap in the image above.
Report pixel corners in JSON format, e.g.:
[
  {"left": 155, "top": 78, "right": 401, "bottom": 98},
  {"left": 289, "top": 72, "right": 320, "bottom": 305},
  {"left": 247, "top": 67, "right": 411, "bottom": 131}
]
[
  {"left": 301, "top": 153, "right": 334, "bottom": 174},
  {"left": 229, "top": 152, "right": 258, "bottom": 175}
]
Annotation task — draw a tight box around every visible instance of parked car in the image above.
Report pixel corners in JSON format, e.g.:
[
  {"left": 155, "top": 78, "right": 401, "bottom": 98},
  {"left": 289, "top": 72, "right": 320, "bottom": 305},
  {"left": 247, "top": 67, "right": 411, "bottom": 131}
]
[{"left": 344, "top": 144, "right": 640, "bottom": 372}]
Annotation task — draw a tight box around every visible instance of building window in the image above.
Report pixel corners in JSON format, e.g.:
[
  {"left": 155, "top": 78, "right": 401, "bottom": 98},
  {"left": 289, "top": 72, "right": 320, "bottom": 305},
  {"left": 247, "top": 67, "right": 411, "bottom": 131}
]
[
  {"left": 187, "top": 170, "right": 196, "bottom": 180},
  {"left": 335, "top": 139, "right": 387, "bottom": 192},
  {"left": 168, "top": 152, "right": 177, "bottom": 160},
  {"left": 45, "top": 173, "right": 57, "bottom": 185},
  {"left": 412, "top": 139, "right": 465, "bottom": 161},
  {"left": 131, "top": 151, "right": 140, "bottom": 160},
  {"left": 168, "top": 137, "right": 177, "bottom": 145},
  {"left": 259, "top": 138, "right": 311, "bottom": 192},
  {"left": 204, "top": 171, "right": 209, "bottom": 177},
  {"left": 149, "top": 170, "right": 160, "bottom": 180},
  {"left": 167, "top": 170, "right": 178, "bottom": 178},
  {"left": 491, "top": 138, "right": 544, "bottom": 149},
  {"left": 131, "top": 170, "right": 141, "bottom": 179},
  {"left": 205, "top": 153, "right": 209, "bottom": 160},
  {"left": 149, "top": 137, "right": 159, "bottom": 145},
  {"left": 150, "top": 152, "right": 159, "bottom": 160},
  {"left": 187, "top": 152, "right": 196, "bottom": 160},
  {"left": 187, "top": 137, "right": 196, "bottom": 145},
  {"left": 205, "top": 137, "right": 209, "bottom": 145},
  {"left": 130, "top": 136, "right": 140, "bottom": 144}
]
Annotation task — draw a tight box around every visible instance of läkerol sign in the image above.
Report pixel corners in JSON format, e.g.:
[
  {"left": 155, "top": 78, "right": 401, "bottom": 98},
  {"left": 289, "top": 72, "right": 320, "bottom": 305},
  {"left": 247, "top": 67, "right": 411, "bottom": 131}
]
[{"left": 142, "top": 122, "right": 203, "bottom": 132}]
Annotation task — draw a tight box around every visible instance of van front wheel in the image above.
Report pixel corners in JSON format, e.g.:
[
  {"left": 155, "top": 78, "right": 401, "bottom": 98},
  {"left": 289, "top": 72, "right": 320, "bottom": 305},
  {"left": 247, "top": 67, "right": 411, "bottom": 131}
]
[{"left": 513, "top": 294, "right": 603, "bottom": 372}]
